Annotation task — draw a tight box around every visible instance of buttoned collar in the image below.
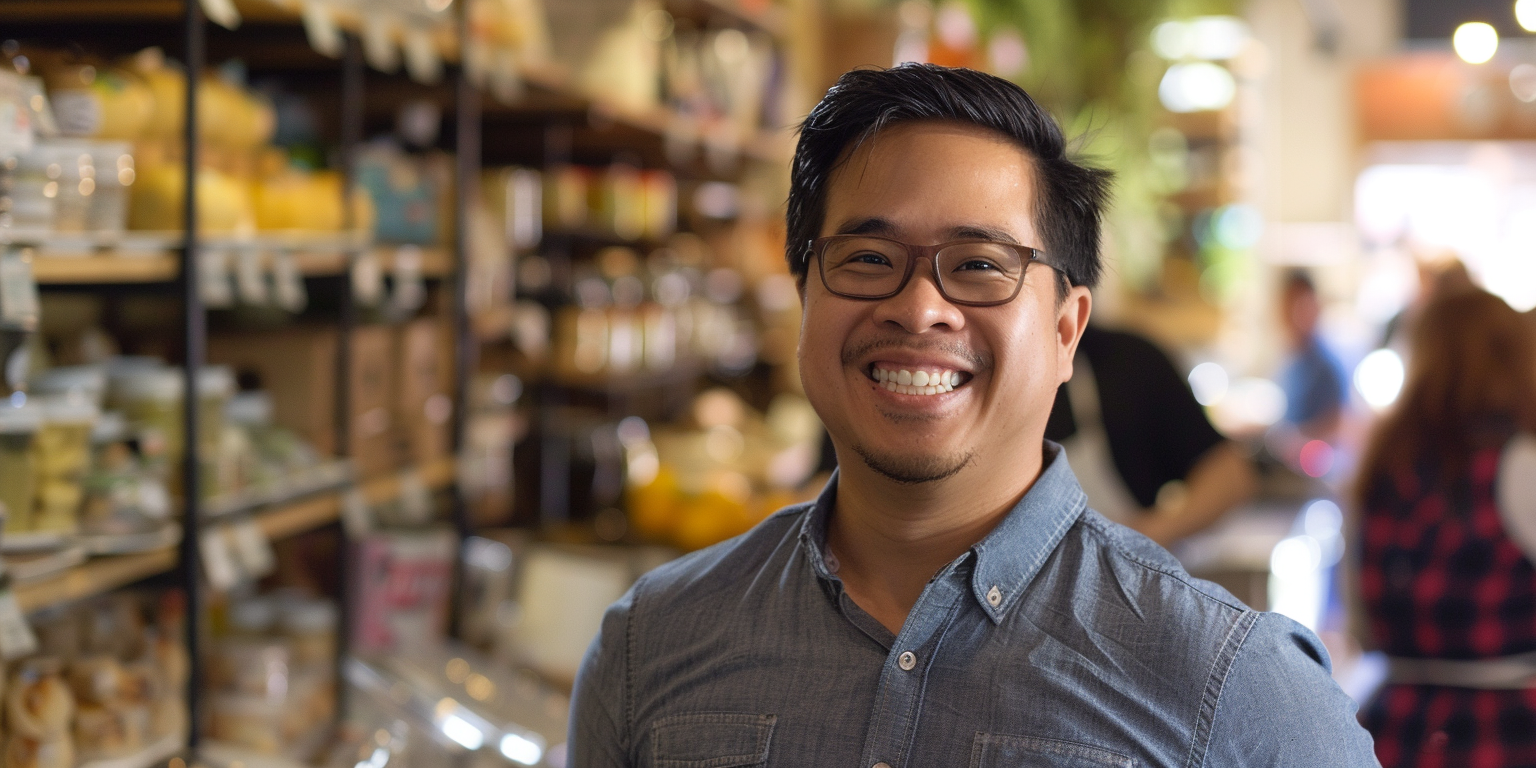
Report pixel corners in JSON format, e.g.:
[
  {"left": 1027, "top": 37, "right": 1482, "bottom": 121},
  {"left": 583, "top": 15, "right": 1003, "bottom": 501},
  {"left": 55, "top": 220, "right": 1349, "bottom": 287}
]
[{"left": 798, "top": 442, "right": 1088, "bottom": 622}]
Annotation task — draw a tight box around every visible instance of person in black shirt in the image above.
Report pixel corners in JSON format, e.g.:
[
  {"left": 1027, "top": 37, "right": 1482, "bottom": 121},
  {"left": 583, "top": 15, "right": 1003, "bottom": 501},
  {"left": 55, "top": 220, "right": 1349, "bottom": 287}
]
[{"left": 1045, "top": 325, "right": 1257, "bottom": 545}]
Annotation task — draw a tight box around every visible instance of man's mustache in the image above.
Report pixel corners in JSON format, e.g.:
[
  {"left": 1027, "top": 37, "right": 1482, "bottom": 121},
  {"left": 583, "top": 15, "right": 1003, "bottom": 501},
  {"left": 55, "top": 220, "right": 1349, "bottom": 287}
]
[{"left": 840, "top": 336, "right": 991, "bottom": 371}]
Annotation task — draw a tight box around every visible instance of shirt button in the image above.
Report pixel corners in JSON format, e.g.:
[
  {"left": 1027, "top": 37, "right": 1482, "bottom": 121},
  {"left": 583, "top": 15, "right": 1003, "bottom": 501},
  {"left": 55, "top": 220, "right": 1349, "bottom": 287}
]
[
  {"left": 987, "top": 585, "right": 1003, "bottom": 606},
  {"left": 873, "top": 763, "right": 892, "bottom": 768},
  {"left": 897, "top": 651, "right": 917, "bottom": 671}
]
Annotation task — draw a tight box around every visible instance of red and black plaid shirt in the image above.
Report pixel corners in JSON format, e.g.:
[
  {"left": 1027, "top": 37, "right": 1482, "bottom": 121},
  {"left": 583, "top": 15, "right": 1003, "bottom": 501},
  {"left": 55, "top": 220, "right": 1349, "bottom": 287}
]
[{"left": 1358, "top": 441, "right": 1536, "bottom": 767}]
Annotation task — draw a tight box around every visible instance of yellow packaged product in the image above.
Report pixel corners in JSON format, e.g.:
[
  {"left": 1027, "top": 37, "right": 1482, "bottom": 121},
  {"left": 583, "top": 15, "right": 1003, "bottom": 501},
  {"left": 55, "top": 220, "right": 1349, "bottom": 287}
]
[
  {"left": 31, "top": 395, "right": 97, "bottom": 534},
  {"left": 0, "top": 401, "right": 42, "bottom": 534}
]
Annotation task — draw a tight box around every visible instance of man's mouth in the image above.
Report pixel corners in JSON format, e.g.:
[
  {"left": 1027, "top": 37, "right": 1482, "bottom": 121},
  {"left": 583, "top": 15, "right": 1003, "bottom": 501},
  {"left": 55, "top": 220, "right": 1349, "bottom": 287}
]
[{"left": 867, "top": 364, "right": 972, "bottom": 397}]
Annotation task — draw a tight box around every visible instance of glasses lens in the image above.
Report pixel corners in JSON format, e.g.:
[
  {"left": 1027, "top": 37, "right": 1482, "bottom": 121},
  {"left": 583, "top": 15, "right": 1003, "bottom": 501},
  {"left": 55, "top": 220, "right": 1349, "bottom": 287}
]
[
  {"left": 821, "top": 237, "right": 909, "bottom": 297},
  {"left": 936, "top": 242, "right": 1026, "bottom": 303}
]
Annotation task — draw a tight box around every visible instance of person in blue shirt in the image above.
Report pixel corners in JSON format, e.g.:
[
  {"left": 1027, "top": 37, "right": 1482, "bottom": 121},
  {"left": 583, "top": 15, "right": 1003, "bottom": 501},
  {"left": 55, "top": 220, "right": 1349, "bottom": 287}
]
[
  {"left": 570, "top": 64, "right": 1377, "bottom": 767},
  {"left": 1277, "top": 269, "right": 1348, "bottom": 441}
]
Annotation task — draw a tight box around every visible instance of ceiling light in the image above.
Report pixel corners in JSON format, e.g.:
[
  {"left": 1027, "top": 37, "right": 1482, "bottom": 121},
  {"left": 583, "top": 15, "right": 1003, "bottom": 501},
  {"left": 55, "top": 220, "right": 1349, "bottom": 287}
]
[{"left": 1453, "top": 22, "right": 1498, "bottom": 64}]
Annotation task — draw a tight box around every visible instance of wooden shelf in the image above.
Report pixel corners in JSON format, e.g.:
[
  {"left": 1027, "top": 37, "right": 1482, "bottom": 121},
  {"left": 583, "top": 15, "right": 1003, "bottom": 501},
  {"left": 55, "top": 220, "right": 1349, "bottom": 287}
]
[
  {"left": 14, "top": 548, "right": 178, "bottom": 614},
  {"left": 14, "top": 459, "right": 457, "bottom": 614},
  {"left": 33, "top": 253, "right": 179, "bottom": 284}
]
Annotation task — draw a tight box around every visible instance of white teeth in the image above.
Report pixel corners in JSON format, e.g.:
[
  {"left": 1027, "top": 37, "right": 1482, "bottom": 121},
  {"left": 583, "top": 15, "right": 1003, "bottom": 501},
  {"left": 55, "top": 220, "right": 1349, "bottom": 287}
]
[{"left": 871, "top": 365, "right": 964, "bottom": 397}]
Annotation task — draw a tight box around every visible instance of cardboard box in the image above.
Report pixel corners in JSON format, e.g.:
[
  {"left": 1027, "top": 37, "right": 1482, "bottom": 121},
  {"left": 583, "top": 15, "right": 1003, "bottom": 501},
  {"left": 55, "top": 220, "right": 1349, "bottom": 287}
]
[
  {"left": 394, "top": 318, "right": 454, "bottom": 465},
  {"left": 209, "top": 326, "right": 338, "bottom": 456},
  {"left": 350, "top": 323, "right": 397, "bottom": 478}
]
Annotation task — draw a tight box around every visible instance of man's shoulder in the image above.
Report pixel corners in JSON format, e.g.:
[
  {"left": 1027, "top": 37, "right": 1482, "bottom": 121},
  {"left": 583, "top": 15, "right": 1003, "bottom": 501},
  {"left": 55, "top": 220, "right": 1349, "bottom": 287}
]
[
  {"left": 626, "top": 502, "right": 813, "bottom": 613},
  {"left": 1069, "top": 509, "right": 1252, "bottom": 615}
]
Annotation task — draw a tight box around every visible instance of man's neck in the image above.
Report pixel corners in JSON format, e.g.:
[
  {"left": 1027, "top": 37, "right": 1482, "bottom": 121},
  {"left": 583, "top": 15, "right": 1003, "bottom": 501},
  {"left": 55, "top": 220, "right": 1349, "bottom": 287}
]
[{"left": 826, "top": 447, "right": 1044, "bottom": 635}]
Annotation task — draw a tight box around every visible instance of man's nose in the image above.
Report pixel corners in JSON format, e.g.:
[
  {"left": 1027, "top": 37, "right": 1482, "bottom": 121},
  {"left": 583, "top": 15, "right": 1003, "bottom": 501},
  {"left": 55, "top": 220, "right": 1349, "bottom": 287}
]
[{"left": 871, "top": 257, "right": 966, "bottom": 332}]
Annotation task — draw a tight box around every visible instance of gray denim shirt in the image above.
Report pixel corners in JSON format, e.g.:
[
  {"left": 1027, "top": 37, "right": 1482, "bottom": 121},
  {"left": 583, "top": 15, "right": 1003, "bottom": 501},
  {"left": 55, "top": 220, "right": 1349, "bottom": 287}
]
[{"left": 570, "top": 444, "right": 1378, "bottom": 767}]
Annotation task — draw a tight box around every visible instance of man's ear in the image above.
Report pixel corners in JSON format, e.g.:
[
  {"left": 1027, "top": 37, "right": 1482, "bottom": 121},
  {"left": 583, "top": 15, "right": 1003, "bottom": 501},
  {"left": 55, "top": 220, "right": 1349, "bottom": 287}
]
[{"left": 1056, "top": 285, "right": 1092, "bottom": 384}]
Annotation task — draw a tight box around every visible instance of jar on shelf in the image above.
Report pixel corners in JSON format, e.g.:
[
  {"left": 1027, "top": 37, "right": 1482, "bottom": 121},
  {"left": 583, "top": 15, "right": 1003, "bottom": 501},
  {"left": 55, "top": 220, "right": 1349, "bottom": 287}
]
[
  {"left": 4, "top": 657, "right": 76, "bottom": 768},
  {"left": 105, "top": 362, "right": 180, "bottom": 474},
  {"left": 31, "top": 395, "right": 98, "bottom": 534},
  {"left": 0, "top": 399, "right": 43, "bottom": 534},
  {"left": 278, "top": 598, "right": 337, "bottom": 669},
  {"left": 79, "top": 412, "right": 172, "bottom": 541},
  {"left": 31, "top": 365, "right": 108, "bottom": 409}
]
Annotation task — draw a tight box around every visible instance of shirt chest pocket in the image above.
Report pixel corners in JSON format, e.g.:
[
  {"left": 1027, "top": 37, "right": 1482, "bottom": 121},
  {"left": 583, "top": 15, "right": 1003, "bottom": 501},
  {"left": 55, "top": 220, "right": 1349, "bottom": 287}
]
[
  {"left": 970, "top": 733, "right": 1136, "bottom": 768},
  {"left": 650, "top": 713, "right": 776, "bottom": 768}
]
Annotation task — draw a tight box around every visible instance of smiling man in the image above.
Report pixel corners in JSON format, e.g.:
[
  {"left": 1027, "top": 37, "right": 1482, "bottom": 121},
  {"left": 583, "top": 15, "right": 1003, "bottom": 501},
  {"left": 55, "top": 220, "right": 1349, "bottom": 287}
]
[{"left": 570, "top": 65, "right": 1377, "bottom": 767}]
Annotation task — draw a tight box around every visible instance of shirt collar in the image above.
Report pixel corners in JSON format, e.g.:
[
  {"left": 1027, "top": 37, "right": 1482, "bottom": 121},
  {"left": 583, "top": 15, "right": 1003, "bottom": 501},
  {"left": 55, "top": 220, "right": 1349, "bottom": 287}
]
[{"left": 797, "top": 442, "right": 1088, "bottom": 622}]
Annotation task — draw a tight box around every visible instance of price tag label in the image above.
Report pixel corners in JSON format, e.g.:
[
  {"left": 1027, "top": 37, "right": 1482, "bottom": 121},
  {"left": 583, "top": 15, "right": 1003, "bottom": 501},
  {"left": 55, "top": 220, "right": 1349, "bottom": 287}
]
[
  {"left": 198, "top": 0, "right": 242, "bottom": 30},
  {"left": 403, "top": 27, "right": 443, "bottom": 84},
  {"left": 270, "top": 251, "right": 307, "bottom": 313},
  {"left": 200, "top": 528, "right": 240, "bottom": 592},
  {"left": 0, "top": 588, "right": 38, "bottom": 660},
  {"left": 235, "top": 248, "right": 269, "bottom": 306},
  {"left": 490, "top": 48, "right": 525, "bottom": 105},
  {"left": 0, "top": 247, "right": 39, "bottom": 332},
  {"left": 391, "top": 246, "right": 425, "bottom": 313},
  {"left": 341, "top": 488, "right": 373, "bottom": 538},
  {"left": 302, "top": 0, "right": 344, "bottom": 58},
  {"left": 362, "top": 14, "right": 401, "bottom": 72},
  {"left": 352, "top": 250, "right": 384, "bottom": 307},
  {"left": 199, "top": 248, "right": 233, "bottom": 308},
  {"left": 230, "top": 520, "right": 276, "bottom": 578}
]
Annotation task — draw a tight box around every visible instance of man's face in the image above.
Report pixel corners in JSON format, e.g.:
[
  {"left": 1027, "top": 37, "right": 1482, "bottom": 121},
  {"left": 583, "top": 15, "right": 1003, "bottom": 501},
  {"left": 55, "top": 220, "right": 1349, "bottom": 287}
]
[{"left": 798, "top": 120, "right": 1089, "bottom": 485}]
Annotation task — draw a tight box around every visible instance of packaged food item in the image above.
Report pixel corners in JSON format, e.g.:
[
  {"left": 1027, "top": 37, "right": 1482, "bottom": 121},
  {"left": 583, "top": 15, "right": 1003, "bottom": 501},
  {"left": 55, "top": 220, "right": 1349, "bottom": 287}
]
[
  {"left": 279, "top": 596, "right": 337, "bottom": 668},
  {"left": 0, "top": 400, "right": 42, "bottom": 533},
  {"left": 66, "top": 656, "right": 144, "bottom": 760},
  {"left": 30, "top": 395, "right": 97, "bottom": 534},
  {"left": 4, "top": 659, "right": 75, "bottom": 768},
  {"left": 105, "top": 362, "right": 180, "bottom": 473},
  {"left": 79, "top": 412, "right": 174, "bottom": 548},
  {"left": 30, "top": 366, "right": 107, "bottom": 408}
]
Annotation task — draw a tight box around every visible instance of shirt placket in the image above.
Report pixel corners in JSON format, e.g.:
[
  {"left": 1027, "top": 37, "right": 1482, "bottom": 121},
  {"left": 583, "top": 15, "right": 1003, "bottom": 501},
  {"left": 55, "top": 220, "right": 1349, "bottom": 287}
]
[{"left": 856, "top": 569, "right": 967, "bottom": 768}]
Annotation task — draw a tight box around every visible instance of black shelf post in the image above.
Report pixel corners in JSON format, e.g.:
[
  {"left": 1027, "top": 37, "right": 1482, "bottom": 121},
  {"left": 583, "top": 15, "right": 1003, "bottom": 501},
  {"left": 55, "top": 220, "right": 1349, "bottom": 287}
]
[{"left": 178, "top": 0, "right": 206, "bottom": 751}]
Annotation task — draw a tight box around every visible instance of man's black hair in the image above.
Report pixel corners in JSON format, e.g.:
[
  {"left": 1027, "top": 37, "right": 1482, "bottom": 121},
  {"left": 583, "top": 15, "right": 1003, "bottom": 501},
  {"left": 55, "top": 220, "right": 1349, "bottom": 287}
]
[{"left": 786, "top": 63, "right": 1112, "bottom": 294}]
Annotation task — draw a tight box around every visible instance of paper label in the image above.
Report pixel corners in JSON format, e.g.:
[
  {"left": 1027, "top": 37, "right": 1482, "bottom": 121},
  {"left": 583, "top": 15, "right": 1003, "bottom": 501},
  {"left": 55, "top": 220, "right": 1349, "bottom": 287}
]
[
  {"left": 200, "top": 528, "right": 240, "bottom": 592},
  {"left": 362, "top": 14, "right": 401, "bottom": 72},
  {"left": 341, "top": 488, "right": 373, "bottom": 538},
  {"left": 271, "top": 251, "right": 307, "bottom": 312},
  {"left": 403, "top": 27, "right": 443, "bottom": 84},
  {"left": 230, "top": 520, "right": 276, "bottom": 578},
  {"left": 48, "top": 91, "right": 101, "bottom": 137},
  {"left": 0, "top": 248, "right": 40, "bottom": 332},
  {"left": 198, "top": 0, "right": 242, "bottom": 30},
  {"left": 235, "top": 248, "right": 269, "bottom": 305},
  {"left": 302, "top": 0, "right": 344, "bottom": 58},
  {"left": 199, "top": 248, "right": 233, "bottom": 308},
  {"left": 390, "top": 246, "right": 425, "bottom": 313},
  {"left": 0, "top": 589, "right": 38, "bottom": 659},
  {"left": 352, "top": 250, "right": 384, "bottom": 306}
]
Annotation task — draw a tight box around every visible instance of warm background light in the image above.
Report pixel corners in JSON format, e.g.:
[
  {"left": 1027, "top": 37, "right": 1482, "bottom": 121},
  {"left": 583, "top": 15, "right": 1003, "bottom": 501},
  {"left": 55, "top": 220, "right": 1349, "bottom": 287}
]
[
  {"left": 1453, "top": 22, "right": 1498, "bottom": 64},
  {"left": 1517, "top": 0, "right": 1536, "bottom": 32}
]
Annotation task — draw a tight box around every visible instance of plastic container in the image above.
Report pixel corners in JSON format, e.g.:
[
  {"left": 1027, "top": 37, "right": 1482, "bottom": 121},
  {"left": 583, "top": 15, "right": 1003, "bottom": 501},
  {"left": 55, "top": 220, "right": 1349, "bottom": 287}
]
[
  {"left": 279, "top": 599, "right": 337, "bottom": 667},
  {"left": 106, "top": 362, "right": 181, "bottom": 470},
  {"left": 31, "top": 366, "right": 108, "bottom": 408},
  {"left": 31, "top": 395, "right": 98, "bottom": 533},
  {"left": 0, "top": 401, "right": 43, "bottom": 532}
]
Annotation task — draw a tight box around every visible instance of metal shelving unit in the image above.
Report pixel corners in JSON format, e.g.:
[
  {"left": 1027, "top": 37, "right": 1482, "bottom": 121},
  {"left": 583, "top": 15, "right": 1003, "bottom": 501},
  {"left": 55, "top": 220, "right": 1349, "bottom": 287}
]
[{"left": 1, "top": 0, "right": 790, "bottom": 760}]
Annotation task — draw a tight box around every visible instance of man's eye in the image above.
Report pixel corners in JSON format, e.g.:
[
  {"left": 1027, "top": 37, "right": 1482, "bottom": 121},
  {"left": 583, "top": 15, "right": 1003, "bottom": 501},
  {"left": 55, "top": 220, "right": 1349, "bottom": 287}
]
[
  {"left": 956, "top": 259, "right": 999, "bottom": 271},
  {"left": 849, "top": 251, "right": 892, "bottom": 266}
]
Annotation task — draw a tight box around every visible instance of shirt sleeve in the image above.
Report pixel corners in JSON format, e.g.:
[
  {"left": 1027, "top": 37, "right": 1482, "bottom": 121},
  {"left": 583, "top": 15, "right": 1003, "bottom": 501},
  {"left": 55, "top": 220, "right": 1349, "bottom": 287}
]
[
  {"left": 568, "top": 589, "right": 635, "bottom": 768},
  {"left": 1497, "top": 433, "right": 1536, "bottom": 563},
  {"left": 1203, "top": 613, "right": 1379, "bottom": 767}
]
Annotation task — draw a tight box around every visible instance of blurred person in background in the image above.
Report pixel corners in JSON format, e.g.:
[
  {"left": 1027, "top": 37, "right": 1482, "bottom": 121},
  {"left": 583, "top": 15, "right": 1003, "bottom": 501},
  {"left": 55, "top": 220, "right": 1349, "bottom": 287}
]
[
  {"left": 1354, "top": 289, "right": 1536, "bottom": 767},
  {"left": 1278, "top": 269, "right": 1348, "bottom": 442},
  {"left": 1046, "top": 324, "right": 1256, "bottom": 546},
  {"left": 571, "top": 64, "right": 1375, "bottom": 766}
]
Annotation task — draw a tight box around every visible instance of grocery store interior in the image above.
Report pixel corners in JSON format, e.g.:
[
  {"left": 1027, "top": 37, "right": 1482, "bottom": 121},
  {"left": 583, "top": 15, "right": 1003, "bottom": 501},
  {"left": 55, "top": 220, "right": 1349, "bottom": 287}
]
[{"left": 1, "top": 0, "right": 1535, "bottom": 764}]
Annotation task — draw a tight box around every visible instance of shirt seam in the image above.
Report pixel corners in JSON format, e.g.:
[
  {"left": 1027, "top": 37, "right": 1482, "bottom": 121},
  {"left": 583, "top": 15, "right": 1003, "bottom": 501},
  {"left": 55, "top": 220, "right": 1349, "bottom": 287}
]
[
  {"left": 623, "top": 576, "right": 641, "bottom": 758},
  {"left": 1183, "top": 609, "right": 1260, "bottom": 768},
  {"left": 1078, "top": 514, "right": 1251, "bottom": 614}
]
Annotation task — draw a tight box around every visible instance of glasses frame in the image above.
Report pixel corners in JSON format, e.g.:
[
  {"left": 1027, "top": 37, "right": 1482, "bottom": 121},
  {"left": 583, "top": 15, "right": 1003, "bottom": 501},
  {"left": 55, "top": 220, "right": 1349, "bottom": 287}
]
[{"left": 808, "top": 235, "right": 1059, "bottom": 307}]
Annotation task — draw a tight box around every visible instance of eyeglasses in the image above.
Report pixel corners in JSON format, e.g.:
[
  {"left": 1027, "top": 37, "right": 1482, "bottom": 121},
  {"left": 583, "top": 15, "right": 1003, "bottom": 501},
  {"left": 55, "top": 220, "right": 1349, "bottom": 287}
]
[{"left": 808, "top": 235, "right": 1059, "bottom": 307}]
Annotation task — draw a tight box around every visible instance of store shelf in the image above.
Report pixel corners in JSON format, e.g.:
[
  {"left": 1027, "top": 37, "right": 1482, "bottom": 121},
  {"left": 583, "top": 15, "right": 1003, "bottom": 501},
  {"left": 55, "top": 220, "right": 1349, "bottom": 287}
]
[
  {"left": 33, "top": 253, "right": 180, "bottom": 284},
  {"left": 14, "top": 547, "right": 178, "bottom": 614},
  {"left": 29, "top": 239, "right": 419, "bottom": 284},
  {"left": 14, "top": 458, "right": 457, "bottom": 614}
]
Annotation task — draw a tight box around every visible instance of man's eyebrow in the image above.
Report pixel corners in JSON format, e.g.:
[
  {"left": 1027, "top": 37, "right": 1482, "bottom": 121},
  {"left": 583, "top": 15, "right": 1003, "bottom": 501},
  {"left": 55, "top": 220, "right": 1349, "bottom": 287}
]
[
  {"left": 834, "top": 217, "right": 897, "bottom": 236},
  {"left": 946, "top": 225, "right": 1019, "bottom": 244}
]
